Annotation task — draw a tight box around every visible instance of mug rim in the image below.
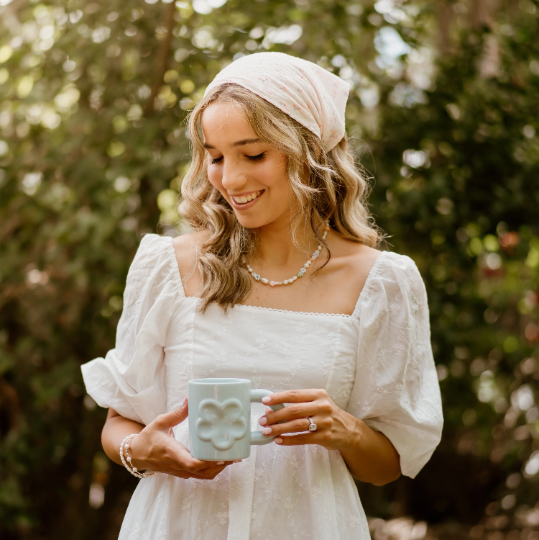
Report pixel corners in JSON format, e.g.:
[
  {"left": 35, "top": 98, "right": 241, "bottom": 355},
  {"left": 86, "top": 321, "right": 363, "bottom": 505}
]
[{"left": 189, "top": 377, "right": 250, "bottom": 385}]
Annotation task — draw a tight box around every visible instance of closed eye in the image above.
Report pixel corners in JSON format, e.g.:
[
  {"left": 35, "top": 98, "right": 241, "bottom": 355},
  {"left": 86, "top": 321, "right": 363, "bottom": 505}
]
[{"left": 210, "top": 152, "right": 265, "bottom": 164}]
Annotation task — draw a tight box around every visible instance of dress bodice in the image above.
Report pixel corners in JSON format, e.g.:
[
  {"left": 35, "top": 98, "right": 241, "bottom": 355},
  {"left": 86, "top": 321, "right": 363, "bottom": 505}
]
[{"left": 165, "top": 295, "right": 359, "bottom": 412}]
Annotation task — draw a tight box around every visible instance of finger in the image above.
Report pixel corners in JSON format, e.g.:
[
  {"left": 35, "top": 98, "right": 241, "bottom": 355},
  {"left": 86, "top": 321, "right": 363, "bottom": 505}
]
[
  {"left": 170, "top": 461, "right": 237, "bottom": 479},
  {"left": 193, "top": 467, "right": 228, "bottom": 480},
  {"left": 182, "top": 455, "right": 237, "bottom": 473},
  {"left": 195, "top": 461, "right": 236, "bottom": 472},
  {"left": 141, "top": 460, "right": 232, "bottom": 479},
  {"left": 274, "top": 433, "right": 321, "bottom": 446},
  {"left": 168, "top": 441, "right": 241, "bottom": 473},
  {"left": 194, "top": 464, "right": 231, "bottom": 478},
  {"left": 162, "top": 443, "right": 215, "bottom": 473},
  {"left": 261, "top": 389, "right": 324, "bottom": 407},
  {"left": 261, "top": 417, "right": 314, "bottom": 437},
  {"left": 172, "top": 464, "right": 227, "bottom": 478},
  {"left": 261, "top": 402, "right": 321, "bottom": 426},
  {"left": 155, "top": 398, "right": 188, "bottom": 430},
  {"left": 172, "top": 470, "right": 223, "bottom": 480}
]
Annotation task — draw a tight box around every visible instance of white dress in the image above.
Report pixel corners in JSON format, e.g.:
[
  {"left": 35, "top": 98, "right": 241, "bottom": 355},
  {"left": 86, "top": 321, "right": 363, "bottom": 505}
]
[{"left": 81, "top": 234, "right": 443, "bottom": 540}]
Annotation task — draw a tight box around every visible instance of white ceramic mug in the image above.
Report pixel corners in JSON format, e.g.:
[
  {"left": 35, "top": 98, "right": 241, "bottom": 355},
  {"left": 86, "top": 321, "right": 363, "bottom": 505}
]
[{"left": 188, "top": 378, "right": 284, "bottom": 461}]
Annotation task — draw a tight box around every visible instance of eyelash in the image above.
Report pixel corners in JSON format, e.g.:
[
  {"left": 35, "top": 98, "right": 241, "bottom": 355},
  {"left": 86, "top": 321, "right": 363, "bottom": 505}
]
[{"left": 210, "top": 152, "right": 266, "bottom": 165}]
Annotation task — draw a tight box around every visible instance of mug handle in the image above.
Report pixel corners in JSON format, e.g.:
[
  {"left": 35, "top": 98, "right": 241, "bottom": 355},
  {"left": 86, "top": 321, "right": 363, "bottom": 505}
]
[{"left": 249, "top": 389, "right": 285, "bottom": 445}]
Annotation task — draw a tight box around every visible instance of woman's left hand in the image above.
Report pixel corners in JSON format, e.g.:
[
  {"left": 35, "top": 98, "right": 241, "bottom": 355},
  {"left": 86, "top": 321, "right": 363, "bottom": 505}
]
[{"left": 258, "top": 389, "right": 359, "bottom": 451}]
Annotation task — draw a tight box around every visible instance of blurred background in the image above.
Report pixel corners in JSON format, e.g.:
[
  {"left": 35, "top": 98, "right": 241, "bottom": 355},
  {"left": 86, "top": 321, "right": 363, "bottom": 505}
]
[{"left": 0, "top": 0, "right": 538, "bottom": 538}]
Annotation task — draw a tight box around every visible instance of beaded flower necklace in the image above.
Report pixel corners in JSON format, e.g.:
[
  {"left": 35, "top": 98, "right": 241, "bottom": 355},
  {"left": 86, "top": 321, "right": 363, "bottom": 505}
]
[{"left": 242, "top": 223, "right": 330, "bottom": 287}]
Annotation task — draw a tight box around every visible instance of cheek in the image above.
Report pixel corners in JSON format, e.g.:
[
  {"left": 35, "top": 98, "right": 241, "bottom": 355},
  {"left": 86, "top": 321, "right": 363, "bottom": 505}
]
[
  {"left": 207, "top": 165, "right": 223, "bottom": 190},
  {"left": 259, "top": 157, "right": 289, "bottom": 190}
]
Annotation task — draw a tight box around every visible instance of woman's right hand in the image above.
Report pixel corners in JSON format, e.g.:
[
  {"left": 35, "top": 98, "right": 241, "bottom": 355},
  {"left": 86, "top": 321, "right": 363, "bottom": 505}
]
[{"left": 129, "top": 398, "right": 236, "bottom": 480}]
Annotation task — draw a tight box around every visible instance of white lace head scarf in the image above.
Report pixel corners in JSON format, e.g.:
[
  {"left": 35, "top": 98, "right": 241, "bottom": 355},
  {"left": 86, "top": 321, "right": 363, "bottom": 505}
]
[{"left": 204, "top": 52, "right": 350, "bottom": 152}]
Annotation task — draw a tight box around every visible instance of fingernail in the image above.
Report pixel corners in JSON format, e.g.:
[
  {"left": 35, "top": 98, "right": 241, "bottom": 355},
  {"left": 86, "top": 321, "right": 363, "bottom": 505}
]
[
  {"left": 265, "top": 407, "right": 272, "bottom": 415},
  {"left": 233, "top": 460, "right": 242, "bottom": 463},
  {"left": 216, "top": 461, "right": 225, "bottom": 465},
  {"left": 275, "top": 438, "right": 283, "bottom": 444},
  {"left": 182, "top": 396, "right": 187, "bottom": 406},
  {"left": 261, "top": 396, "right": 271, "bottom": 404},
  {"left": 261, "top": 427, "right": 272, "bottom": 435},
  {"left": 259, "top": 416, "right": 267, "bottom": 426}
]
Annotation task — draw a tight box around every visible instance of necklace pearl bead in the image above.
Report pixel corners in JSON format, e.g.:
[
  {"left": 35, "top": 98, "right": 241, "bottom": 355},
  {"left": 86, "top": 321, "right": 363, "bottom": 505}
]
[{"left": 243, "top": 223, "right": 330, "bottom": 287}]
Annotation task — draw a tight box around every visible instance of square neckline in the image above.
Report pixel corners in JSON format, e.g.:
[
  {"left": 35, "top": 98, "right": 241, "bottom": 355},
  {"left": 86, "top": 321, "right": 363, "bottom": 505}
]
[{"left": 164, "top": 235, "right": 387, "bottom": 319}]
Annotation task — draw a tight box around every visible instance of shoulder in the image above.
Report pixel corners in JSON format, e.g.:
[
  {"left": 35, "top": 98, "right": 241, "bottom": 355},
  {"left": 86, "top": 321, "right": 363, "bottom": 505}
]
[
  {"left": 326, "top": 233, "right": 382, "bottom": 288},
  {"left": 172, "top": 230, "right": 210, "bottom": 296},
  {"left": 377, "top": 252, "right": 426, "bottom": 292},
  {"left": 331, "top": 235, "right": 420, "bottom": 281},
  {"left": 172, "top": 230, "right": 209, "bottom": 271},
  {"left": 172, "top": 229, "right": 209, "bottom": 253},
  {"left": 337, "top": 240, "right": 381, "bottom": 277},
  {"left": 326, "top": 231, "right": 426, "bottom": 308},
  {"left": 130, "top": 233, "right": 173, "bottom": 272},
  {"left": 316, "top": 234, "right": 382, "bottom": 315},
  {"left": 358, "top": 250, "right": 428, "bottom": 316},
  {"left": 122, "top": 234, "right": 180, "bottom": 305}
]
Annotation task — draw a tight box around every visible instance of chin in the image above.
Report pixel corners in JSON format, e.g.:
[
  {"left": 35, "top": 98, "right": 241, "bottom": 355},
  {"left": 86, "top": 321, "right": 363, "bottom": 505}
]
[{"left": 234, "top": 215, "right": 269, "bottom": 230}]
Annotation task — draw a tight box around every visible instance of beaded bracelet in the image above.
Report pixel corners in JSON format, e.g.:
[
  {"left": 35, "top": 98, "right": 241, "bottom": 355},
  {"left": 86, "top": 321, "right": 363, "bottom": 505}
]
[{"left": 119, "top": 434, "right": 156, "bottom": 479}]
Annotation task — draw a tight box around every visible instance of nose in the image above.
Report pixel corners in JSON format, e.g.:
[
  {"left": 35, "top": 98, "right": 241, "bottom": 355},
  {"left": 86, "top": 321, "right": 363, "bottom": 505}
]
[{"left": 221, "top": 160, "right": 248, "bottom": 192}]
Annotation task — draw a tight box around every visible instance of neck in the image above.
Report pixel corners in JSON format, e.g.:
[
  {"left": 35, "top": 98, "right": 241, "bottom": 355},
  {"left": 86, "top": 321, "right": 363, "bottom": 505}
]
[{"left": 250, "top": 217, "right": 326, "bottom": 267}]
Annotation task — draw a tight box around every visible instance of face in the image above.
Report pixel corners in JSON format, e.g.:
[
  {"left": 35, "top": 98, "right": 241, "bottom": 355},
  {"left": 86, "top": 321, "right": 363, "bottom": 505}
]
[{"left": 200, "top": 101, "right": 292, "bottom": 230}]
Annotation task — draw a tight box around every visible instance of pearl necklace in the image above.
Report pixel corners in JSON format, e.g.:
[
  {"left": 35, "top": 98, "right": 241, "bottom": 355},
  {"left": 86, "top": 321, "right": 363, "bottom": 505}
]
[{"left": 242, "top": 223, "right": 330, "bottom": 287}]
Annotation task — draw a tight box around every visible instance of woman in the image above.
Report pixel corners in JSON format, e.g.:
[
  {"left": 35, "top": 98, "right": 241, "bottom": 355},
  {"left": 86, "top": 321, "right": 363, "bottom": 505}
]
[{"left": 81, "top": 52, "right": 443, "bottom": 539}]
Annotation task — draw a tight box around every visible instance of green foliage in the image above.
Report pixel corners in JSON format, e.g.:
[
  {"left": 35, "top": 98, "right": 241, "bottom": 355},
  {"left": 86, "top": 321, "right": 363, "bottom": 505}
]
[{"left": 0, "top": 0, "right": 538, "bottom": 537}]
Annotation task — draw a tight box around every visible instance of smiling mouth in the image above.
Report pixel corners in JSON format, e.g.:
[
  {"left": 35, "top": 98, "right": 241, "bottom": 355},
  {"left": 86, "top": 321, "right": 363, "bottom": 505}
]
[{"left": 230, "top": 190, "right": 264, "bottom": 205}]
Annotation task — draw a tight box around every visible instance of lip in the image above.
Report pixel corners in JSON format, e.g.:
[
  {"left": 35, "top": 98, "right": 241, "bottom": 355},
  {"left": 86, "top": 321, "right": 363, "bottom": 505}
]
[{"left": 229, "top": 190, "right": 265, "bottom": 210}]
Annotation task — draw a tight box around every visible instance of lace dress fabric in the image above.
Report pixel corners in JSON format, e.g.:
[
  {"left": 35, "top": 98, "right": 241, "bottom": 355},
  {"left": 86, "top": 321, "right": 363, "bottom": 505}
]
[{"left": 81, "top": 234, "right": 443, "bottom": 540}]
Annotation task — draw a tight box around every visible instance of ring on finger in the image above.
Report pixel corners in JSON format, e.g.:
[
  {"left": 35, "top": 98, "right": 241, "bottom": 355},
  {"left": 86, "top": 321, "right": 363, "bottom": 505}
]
[{"left": 307, "top": 417, "right": 318, "bottom": 432}]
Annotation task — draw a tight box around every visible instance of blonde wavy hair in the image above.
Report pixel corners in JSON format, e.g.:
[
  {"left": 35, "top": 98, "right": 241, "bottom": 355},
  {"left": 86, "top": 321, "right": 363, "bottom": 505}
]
[{"left": 179, "top": 84, "right": 380, "bottom": 312}]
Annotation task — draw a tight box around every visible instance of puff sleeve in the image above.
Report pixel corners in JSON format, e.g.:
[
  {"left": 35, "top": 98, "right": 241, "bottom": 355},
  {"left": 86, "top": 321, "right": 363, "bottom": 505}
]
[
  {"left": 81, "top": 234, "right": 181, "bottom": 426},
  {"left": 347, "top": 252, "right": 443, "bottom": 478}
]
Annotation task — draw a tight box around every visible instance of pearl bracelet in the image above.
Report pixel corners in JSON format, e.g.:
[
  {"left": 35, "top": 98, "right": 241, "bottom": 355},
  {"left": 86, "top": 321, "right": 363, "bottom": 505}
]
[{"left": 119, "top": 434, "right": 156, "bottom": 479}]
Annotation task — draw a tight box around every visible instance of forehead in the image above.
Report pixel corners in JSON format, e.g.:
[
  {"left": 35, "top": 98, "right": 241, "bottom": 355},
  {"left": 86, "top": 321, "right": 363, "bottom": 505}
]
[{"left": 200, "top": 101, "right": 256, "bottom": 144}]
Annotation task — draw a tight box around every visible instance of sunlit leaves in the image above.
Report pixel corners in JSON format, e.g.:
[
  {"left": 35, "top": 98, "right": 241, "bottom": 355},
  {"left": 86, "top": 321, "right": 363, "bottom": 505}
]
[
  {"left": 20, "top": 172, "right": 42, "bottom": 196},
  {"left": 107, "top": 140, "right": 126, "bottom": 157},
  {"left": 0, "top": 45, "right": 13, "bottom": 63}
]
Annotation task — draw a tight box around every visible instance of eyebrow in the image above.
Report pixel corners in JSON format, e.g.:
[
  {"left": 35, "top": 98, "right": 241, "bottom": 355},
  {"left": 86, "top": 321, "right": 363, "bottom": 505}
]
[{"left": 203, "top": 138, "right": 262, "bottom": 149}]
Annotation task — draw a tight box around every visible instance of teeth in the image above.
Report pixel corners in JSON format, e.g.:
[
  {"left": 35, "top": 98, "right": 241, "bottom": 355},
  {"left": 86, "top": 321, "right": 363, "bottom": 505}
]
[{"left": 233, "top": 190, "right": 262, "bottom": 204}]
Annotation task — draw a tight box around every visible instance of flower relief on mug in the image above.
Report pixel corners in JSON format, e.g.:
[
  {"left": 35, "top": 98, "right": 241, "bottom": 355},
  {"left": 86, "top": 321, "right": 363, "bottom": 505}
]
[{"left": 196, "top": 398, "right": 248, "bottom": 450}]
